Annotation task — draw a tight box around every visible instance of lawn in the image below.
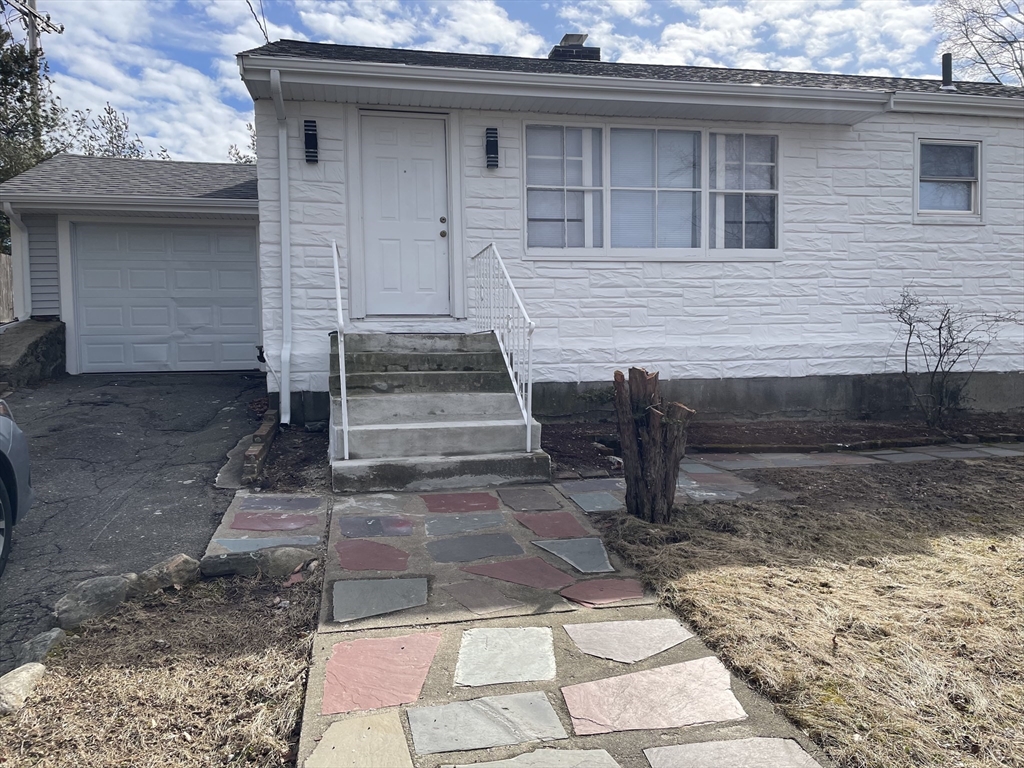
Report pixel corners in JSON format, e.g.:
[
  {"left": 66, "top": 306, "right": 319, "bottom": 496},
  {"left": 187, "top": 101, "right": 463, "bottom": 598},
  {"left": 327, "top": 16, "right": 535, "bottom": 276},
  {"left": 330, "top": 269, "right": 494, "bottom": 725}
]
[
  {"left": 604, "top": 456, "right": 1024, "bottom": 768},
  {"left": 0, "top": 574, "right": 320, "bottom": 768}
]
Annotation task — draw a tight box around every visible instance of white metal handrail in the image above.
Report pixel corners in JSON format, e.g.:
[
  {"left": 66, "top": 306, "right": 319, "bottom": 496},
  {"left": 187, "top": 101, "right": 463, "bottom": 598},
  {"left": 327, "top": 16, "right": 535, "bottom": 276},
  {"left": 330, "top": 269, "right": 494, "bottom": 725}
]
[
  {"left": 470, "top": 243, "right": 536, "bottom": 452},
  {"left": 331, "top": 240, "right": 350, "bottom": 461}
]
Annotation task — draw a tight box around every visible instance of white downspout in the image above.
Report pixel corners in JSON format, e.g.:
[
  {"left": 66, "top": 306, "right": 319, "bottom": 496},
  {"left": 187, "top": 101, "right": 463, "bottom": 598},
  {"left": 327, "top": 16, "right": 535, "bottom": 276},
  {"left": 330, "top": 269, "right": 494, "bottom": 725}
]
[
  {"left": 270, "top": 69, "right": 292, "bottom": 424},
  {"left": 3, "top": 202, "right": 30, "bottom": 320}
]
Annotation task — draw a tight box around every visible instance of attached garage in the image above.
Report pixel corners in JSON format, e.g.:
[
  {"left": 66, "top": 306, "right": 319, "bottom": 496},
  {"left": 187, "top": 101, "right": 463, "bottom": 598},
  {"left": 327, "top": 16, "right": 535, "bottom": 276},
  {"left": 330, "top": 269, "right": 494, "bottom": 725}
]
[{"left": 0, "top": 155, "right": 261, "bottom": 375}]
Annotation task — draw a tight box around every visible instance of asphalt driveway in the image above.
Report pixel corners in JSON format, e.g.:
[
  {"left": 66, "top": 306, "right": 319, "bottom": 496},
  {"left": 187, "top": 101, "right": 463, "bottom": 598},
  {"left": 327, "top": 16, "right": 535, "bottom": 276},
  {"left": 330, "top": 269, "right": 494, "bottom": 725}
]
[{"left": 0, "top": 372, "right": 265, "bottom": 673}]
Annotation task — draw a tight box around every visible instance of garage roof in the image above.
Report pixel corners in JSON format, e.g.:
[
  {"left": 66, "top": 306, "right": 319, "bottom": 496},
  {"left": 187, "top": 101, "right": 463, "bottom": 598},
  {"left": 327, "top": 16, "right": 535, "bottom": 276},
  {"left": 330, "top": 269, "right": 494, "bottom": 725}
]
[{"left": 0, "top": 154, "right": 257, "bottom": 200}]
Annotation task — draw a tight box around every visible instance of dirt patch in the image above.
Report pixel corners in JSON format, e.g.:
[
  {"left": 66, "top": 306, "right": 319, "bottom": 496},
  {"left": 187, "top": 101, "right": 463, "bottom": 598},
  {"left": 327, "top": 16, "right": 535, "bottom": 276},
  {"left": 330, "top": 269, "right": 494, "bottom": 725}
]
[
  {"left": 602, "top": 457, "right": 1024, "bottom": 768},
  {"left": 0, "top": 573, "right": 321, "bottom": 768},
  {"left": 258, "top": 428, "right": 330, "bottom": 494}
]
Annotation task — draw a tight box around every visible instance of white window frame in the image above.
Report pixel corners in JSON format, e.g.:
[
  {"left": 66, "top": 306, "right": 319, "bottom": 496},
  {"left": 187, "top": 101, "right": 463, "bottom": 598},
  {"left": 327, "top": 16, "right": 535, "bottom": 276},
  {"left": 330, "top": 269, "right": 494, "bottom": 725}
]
[
  {"left": 522, "top": 121, "right": 783, "bottom": 262},
  {"left": 913, "top": 135, "right": 984, "bottom": 226}
]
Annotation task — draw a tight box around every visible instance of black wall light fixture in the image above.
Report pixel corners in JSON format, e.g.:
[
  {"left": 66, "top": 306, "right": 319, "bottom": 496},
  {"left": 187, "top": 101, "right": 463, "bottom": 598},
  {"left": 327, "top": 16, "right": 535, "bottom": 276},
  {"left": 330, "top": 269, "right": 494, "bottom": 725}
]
[
  {"left": 485, "top": 128, "right": 499, "bottom": 168},
  {"left": 304, "top": 120, "right": 318, "bottom": 163}
]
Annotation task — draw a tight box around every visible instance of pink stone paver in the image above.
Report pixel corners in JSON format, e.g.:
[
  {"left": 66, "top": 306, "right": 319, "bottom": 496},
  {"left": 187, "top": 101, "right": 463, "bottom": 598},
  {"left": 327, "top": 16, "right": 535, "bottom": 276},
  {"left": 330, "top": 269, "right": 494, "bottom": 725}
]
[
  {"left": 322, "top": 632, "right": 442, "bottom": 715},
  {"left": 230, "top": 512, "right": 320, "bottom": 531},
  {"left": 560, "top": 578, "right": 644, "bottom": 607},
  {"left": 462, "top": 557, "right": 575, "bottom": 590},
  {"left": 335, "top": 539, "right": 410, "bottom": 572},
  {"left": 421, "top": 492, "right": 500, "bottom": 513},
  {"left": 513, "top": 511, "right": 589, "bottom": 539},
  {"left": 561, "top": 656, "right": 746, "bottom": 735}
]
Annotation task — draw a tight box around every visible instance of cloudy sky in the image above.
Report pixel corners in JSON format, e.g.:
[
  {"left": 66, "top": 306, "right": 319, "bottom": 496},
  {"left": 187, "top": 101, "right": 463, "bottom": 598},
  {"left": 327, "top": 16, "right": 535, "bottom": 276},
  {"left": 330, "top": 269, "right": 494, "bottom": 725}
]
[{"left": 4, "top": 0, "right": 946, "bottom": 162}]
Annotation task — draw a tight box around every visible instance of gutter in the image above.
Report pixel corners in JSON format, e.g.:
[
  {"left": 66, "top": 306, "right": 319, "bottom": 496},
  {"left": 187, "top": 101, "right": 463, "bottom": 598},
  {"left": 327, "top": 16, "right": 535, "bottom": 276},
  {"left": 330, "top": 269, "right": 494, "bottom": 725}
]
[
  {"left": 0, "top": 195, "right": 258, "bottom": 215},
  {"left": 270, "top": 68, "right": 292, "bottom": 425},
  {"left": 2, "top": 202, "right": 30, "bottom": 320}
]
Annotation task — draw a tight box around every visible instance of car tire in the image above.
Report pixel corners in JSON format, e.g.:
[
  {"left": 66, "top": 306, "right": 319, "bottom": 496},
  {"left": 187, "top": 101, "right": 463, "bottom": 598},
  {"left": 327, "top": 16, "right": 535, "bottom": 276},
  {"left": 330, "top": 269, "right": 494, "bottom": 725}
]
[{"left": 0, "top": 478, "right": 12, "bottom": 578}]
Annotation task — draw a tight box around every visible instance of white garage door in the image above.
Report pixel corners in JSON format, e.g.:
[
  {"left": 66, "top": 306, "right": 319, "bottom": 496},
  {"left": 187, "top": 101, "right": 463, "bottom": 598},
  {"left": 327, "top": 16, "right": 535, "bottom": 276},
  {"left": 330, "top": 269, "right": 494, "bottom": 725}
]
[{"left": 75, "top": 223, "right": 260, "bottom": 373}]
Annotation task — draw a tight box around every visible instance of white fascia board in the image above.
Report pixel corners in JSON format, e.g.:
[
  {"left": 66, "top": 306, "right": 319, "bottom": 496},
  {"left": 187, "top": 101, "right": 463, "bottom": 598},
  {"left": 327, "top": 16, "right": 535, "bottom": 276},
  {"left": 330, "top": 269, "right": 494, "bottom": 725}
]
[
  {"left": 888, "top": 91, "right": 1024, "bottom": 119},
  {"left": 0, "top": 194, "right": 259, "bottom": 215},
  {"left": 239, "top": 55, "right": 892, "bottom": 117}
]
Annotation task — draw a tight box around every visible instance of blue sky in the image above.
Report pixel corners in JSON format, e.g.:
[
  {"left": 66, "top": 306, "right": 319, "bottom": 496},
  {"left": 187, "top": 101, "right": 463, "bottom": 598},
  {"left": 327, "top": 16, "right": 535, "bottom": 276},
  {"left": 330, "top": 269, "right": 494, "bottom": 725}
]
[{"left": 4, "top": 0, "right": 944, "bottom": 162}]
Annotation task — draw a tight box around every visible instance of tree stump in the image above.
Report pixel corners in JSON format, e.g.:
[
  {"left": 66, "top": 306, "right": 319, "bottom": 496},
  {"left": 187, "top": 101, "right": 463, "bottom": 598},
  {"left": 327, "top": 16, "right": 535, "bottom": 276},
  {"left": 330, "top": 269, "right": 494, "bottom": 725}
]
[{"left": 613, "top": 368, "right": 695, "bottom": 524}]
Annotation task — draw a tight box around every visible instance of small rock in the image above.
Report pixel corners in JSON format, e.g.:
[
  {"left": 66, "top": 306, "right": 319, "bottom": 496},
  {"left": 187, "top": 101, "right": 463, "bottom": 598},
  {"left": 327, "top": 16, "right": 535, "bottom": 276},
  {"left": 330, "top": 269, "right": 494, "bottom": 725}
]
[
  {"left": 131, "top": 554, "right": 201, "bottom": 596},
  {"left": 257, "top": 547, "right": 315, "bottom": 579},
  {"left": 55, "top": 576, "right": 130, "bottom": 629},
  {"left": 371, "top": 382, "right": 390, "bottom": 393},
  {"left": 200, "top": 551, "right": 261, "bottom": 578},
  {"left": 304, "top": 421, "right": 328, "bottom": 433},
  {"left": 16, "top": 629, "right": 66, "bottom": 666},
  {"left": 0, "top": 663, "right": 46, "bottom": 715},
  {"left": 591, "top": 441, "right": 614, "bottom": 456},
  {"left": 959, "top": 434, "right": 980, "bottom": 444},
  {"left": 283, "top": 572, "right": 305, "bottom": 587},
  {"left": 608, "top": 456, "right": 624, "bottom": 468}
]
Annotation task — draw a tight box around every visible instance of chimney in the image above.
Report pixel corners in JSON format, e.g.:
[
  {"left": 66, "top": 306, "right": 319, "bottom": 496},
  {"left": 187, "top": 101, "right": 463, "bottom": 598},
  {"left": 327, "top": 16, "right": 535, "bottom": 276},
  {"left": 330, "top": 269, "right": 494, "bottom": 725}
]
[
  {"left": 548, "top": 33, "right": 600, "bottom": 62},
  {"left": 940, "top": 53, "right": 957, "bottom": 91}
]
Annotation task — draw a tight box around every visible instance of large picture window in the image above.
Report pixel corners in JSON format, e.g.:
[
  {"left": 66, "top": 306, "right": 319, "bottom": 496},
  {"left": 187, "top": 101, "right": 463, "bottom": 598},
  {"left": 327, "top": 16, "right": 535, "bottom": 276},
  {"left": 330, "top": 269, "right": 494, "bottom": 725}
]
[{"left": 525, "top": 124, "right": 778, "bottom": 256}]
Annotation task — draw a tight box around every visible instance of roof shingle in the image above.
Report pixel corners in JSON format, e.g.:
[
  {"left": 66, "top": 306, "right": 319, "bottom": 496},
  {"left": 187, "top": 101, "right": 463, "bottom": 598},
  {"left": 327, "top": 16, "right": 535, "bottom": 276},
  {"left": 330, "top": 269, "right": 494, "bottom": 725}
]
[{"left": 239, "top": 40, "right": 1024, "bottom": 100}]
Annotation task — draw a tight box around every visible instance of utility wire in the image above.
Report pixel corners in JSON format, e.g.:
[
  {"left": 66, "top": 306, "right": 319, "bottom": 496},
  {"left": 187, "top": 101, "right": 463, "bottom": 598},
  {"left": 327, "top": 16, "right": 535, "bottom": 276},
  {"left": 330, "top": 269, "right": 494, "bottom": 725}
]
[{"left": 245, "top": 0, "right": 269, "bottom": 44}]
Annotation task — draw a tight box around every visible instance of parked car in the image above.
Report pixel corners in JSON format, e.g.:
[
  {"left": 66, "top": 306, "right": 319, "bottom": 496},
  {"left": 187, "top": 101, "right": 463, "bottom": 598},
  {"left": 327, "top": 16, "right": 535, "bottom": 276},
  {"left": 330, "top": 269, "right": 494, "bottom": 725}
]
[{"left": 0, "top": 400, "right": 32, "bottom": 578}]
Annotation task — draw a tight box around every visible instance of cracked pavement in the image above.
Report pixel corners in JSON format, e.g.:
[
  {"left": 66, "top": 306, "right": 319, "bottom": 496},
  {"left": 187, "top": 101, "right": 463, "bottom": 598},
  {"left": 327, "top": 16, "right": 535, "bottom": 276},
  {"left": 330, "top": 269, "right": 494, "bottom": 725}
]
[{"left": 0, "top": 372, "right": 264, "bottom": 673}]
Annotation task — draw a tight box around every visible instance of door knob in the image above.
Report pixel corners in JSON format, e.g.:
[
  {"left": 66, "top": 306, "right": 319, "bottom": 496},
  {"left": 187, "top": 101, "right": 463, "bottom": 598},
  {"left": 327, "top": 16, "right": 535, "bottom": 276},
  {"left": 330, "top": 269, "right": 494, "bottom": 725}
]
[{"left": 440, "top": 230, "right": 448, "bottom": 237}]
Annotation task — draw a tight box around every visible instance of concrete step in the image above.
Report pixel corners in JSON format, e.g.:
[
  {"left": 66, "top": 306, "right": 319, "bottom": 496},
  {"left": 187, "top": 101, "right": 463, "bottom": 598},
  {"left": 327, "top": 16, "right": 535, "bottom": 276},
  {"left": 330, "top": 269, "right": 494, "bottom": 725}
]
[
  {"left": 340, "top": 370, "right": 514, "bottom": 396},
  {"left": 338, "top": 419, "right": 542, "bottom": 460},
  {"left": 338, "top": 392, "right": 524, "bottom": 426},
  {"left": 332, "top": 450, "right": 551, "bottom": 494},
  {"left": 343, "top": 350, "right": 506, "bottom": 374},
  {"left": 341, "top": 332, "right": 500, "bottom": 354}
]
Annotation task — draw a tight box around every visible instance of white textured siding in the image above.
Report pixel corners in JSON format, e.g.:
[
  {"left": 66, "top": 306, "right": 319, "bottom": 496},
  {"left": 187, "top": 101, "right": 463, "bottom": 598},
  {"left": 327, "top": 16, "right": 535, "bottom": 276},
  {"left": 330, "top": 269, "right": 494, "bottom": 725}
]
[
  {"left": 256, "top": 104, "right": 1024, "bottom": 393},
  {"left": 24, "top": 214, "right": 60, "bottom": 316}
]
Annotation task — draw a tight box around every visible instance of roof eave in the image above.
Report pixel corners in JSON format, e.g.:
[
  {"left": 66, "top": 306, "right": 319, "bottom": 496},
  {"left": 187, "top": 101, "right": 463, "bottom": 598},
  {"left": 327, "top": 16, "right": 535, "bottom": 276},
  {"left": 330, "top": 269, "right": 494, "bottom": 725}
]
[
  {"left": 0, "top": 193, "right": 259, "bottom": 215},
  {"left": 888, "top": 90, "right": 1024, "bottom": 119}
]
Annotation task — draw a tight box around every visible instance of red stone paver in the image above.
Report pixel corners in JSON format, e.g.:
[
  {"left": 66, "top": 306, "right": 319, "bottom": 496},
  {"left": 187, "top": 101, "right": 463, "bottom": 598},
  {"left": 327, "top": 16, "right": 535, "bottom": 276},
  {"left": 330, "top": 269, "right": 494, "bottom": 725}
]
[
  {"left": 421, "top": 492, "right": 500, "bottom": 513},
  {"left": 462, "top": 557, "right": 575, "bottom": 590},
  {"left": 230, "top": 512, "right": 320, "bottom": 531},
  {"left": 513, "top": 511, "right": 589, "bottom": 539},
  {"left": 560, "top": 578, "right": 644, "bottom": 607},
  {"left": 321, "top": 632, "right": 442, "bottom": 715},
  {"left": 335, "top": 539, "right": 410, "bottom": 572}
]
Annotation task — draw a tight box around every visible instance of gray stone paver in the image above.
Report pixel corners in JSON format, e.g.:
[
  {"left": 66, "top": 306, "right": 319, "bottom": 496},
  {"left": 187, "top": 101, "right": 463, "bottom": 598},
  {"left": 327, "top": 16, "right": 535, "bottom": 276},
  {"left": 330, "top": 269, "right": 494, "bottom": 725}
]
[
  {"left": 442, "top": 749, "right": 620, "bottom": 767},
  {"left": 644, "top": 737, "right": 821, "bottom": 768},
  {"left": 426, "top": 532, "right": 525, "bottom": 563},
  {"left": 532, "top": 538, "right": 615, "bottom": 573},
  {"left": 498, "top": 487, "right": 564, "bottom": 511},
  {"left": 455, "top": 627, "right": 556, "bottom": 686},
  {"left": 568, "top": 491, "right": 624, "bottom": 513},
  {"left": 564, "top": 619, "right": 693, "bottom": 663},
  {"left": 408, "top": 691, "right": 567, "bottom": 755},
  {"left": 425, "top": 512, "right": 507, "bottom": 537},
  {"left": 975, "top": 445, "right": 1024, "bottom": 457},
  {"left": 331, "top": 578, "right": 428, "bottom": 623}
]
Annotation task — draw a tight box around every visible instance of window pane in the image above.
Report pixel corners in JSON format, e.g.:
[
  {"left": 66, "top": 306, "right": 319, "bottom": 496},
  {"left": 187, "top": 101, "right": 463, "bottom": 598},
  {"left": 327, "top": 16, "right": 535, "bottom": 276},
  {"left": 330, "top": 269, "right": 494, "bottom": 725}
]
[
  {"left": 528, "top": 220, "right": 564, "bottom": 248},
  {"left": 566, "top": 190, "right": 584, "bottom": 221},
  {"left": 658, "top": 130, "right": 699, "bottom": 188},
  {"left": 611, "top": 129, "right": 655, "bottom": 187},
  {"left": 745, "top": 135, "right": 776, "bottom": 164},
  {"left": 921, "top": 144, "right": 976, "bottom": 179},
  {"left": 527, "top": 157, "right": 563, "bottom": 186},
  {"left": 590, "top": 129, "right": 603, "bottom": 187},
  {"left": 657, "top": 191, "right": 700, "bottom": 248},
  {"left": 591, "top": 190, "right": 603, "bottom": 248},
  {"left": 566, "top": 158, "right": 583, "bottom": 186},
  {"left": 745, "top": 194, "right": 776, "bottom": 249},
  {"left": 710, "top": 192, "right": 743, "bottom": 249},
  {"left": 744, "top": 164, "right": 775, "bottom": 190},
  {"left": 526, "top": 126, "right": 562, "bottom": 157},
  {"left": 611, "top": 190, "right": 655, "bottom": 247},
  {"left": 710, "top": 133, "right": 744, "bottom": 190},
  {"left": 920, "top": 180, "right": 973, "bottom": 211},
  {"left": 565, "top": 128, "right": 583, "bottom": 158},
  {"left": 527, "top": 189, "right": 565, "bottom": 218}
]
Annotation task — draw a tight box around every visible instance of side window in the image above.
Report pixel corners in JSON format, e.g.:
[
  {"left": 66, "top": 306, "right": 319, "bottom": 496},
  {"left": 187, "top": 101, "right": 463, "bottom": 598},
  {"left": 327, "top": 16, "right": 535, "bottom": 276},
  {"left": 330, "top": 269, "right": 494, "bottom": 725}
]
[
  {"left": 709, "top": 133, "right": 778, "bottom": 249},
  {"left": 525, "top": 126, "right": 603, "bottom": 248},
  {"left": 917, "top": 140, "right": 981, "bottom": 219}
]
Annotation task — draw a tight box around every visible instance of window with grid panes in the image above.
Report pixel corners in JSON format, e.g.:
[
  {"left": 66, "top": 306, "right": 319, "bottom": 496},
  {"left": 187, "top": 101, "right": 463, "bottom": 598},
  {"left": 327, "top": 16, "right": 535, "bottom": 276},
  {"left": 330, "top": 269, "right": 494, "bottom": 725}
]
[
  {"left": 525, "top": 126, "right": 603, "bottom": 248},
  {"left": 709, "top": 133, "right": 778, "bottom": 250}
]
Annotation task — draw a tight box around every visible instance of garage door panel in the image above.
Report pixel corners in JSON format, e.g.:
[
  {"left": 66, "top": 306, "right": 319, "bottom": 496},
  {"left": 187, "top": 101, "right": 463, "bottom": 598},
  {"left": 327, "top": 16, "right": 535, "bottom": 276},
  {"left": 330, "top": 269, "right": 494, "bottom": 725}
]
[{"left": 75, "top": 224, "right": 259, "bottom": 373}]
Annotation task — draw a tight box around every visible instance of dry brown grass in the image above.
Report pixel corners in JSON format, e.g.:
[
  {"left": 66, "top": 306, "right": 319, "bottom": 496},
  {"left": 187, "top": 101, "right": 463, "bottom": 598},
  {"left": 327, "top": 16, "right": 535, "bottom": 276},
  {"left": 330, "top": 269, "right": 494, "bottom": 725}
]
[
  {"left": 0, "top": 573, "right": 321, "bottom": 768},
  {"left": 604, "top": 457, "right": 1024, "bottom": 768}
]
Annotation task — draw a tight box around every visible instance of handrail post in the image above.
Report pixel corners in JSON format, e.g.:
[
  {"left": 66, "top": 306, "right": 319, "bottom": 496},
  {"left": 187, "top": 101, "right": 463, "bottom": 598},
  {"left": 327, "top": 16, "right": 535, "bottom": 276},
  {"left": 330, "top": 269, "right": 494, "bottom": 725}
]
[{"left": 331, "top": 240, "right": 350, "bottom": 461}]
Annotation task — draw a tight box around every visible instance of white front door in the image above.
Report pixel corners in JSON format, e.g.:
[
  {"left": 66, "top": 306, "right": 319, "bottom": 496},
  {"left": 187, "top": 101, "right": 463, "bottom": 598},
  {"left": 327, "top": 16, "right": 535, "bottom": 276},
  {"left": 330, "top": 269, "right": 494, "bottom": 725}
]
[{"left": 362, "top": 115, "right": 451, "bottom": 316}]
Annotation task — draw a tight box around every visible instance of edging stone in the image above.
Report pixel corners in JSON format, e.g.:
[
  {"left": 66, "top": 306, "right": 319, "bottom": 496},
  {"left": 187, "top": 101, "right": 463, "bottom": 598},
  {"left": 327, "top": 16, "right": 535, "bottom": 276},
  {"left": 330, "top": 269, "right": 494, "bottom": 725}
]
[
  {"left": 54, "top": 575, "right": 130, "bottom": 630},
  {"left": 16, "top": 629, "right": 66, "bottom": 666},
  {"left": 242, "top": 409, "right": 280, "bottom": 484},
  {"left": 0, "top": 663, "right": 46, "bottom": 715}
]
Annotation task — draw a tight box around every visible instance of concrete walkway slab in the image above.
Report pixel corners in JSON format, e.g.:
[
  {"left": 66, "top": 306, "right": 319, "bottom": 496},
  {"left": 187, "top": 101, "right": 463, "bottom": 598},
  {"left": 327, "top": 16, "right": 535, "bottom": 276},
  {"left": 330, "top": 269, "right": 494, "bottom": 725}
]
[
  {"left": 562, "top": 656, "right": 746, "bottom": 735},
  {"left": 407, "top": 691, "right": 567, "bottom": 755},
  {"left": 337, "top": 515, "right": 414, "bottom": 538},
  {"left": 513, "top": 512, "right": 589, "bottom": 539},
  {"left": 644, "top": 737, "right": 821, "bottom": 768},
  {"left": 498, "top": 487, "right": 564, "bottom": 511},
  {"left": 443, "top": 748, "right": 620, "bottom": 767},
  {"left": 331, "top": 578, "right": 428, "bottom": 624},
  {"left": 322, "top": 632, "right": 441, "bottom": 714},
  {"left": 334, "top": 539, "right": 410, "bottom": 571},
  {"left": 564, "top": 619, "right": 693, "bottom": 663},
  {"left": 533, "top": 539, "right": 615, "bottom": 574},
  {"left": 869, "top": 451, "right": 939, "bottom": 463},
  {"left": 426, "top": 533, "right": 524, "bottom": 563},
  {"left": 305, "top": 711, "right": 414, "bottom": 767},
  {"left": 463, "top": 557, "right": 576, "bottom": 590},
  {"left": 560, "top": 579, "right": 646, "bottom": 607},
  {"left": 422, "top": 491, "right": 500, "bottom": 513},
  {"left": 238, "top": 494, "right": 323, "bottom": 511},
  {"left": 425, "top": 512, "right": 507, "bottom": 537},
  {"left": 443, "top": 581, "right": 524, "bottom": 615},
  {"left": 231, "top": 512, "right": 320, "bottom": 531},
  {"left": 455, "top": 627, "right": 556, "bottom": 686}
]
